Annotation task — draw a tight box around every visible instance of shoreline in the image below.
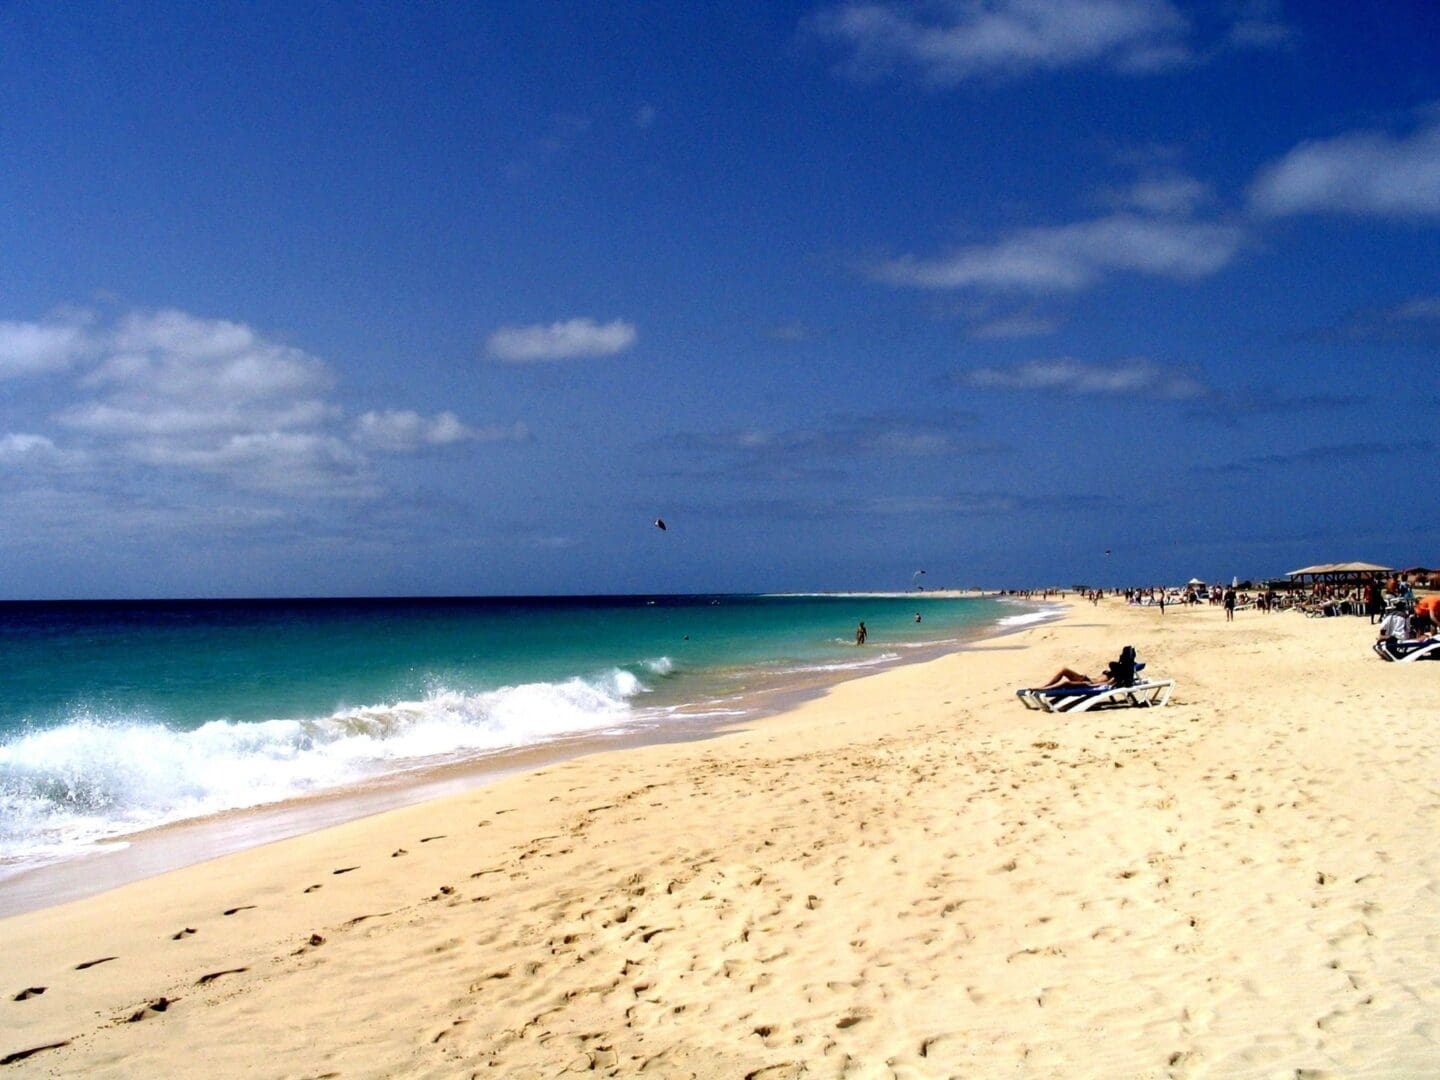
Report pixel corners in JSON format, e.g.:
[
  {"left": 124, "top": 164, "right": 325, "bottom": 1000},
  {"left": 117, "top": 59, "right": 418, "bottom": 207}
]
[
  {"left": 0, "top": 598, "right": 1059, "bottom": 918},
  {"left": 8, "top": 597, "right": 1434, "bottom": 1076}
]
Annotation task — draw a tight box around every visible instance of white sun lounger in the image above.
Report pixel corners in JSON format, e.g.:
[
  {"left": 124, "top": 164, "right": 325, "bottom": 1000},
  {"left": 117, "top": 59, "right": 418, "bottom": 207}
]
[
  {"left": 1372, "top": 638, "right": 1440, "bottom": 663},
  {"left": 1015, "top": 679, "right": 1175, "bottom": 713}
]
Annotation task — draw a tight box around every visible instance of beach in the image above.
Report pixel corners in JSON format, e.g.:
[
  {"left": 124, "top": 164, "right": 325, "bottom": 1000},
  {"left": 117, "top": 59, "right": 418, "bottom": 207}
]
[{"left": 3, "top": 597, "right": 1437, "bottom": 1077}]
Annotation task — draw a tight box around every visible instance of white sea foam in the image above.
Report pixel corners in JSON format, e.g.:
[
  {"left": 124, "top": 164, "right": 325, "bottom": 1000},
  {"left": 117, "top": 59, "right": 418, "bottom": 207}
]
[
  {"left": 774, "top": 651, "right": 902, "bottom": 675},
  {"left": 0, "top": 670, "right": 646, "bottom": 866},
  {"left": 996, "top": 604, "right": 1065, "bottom": 628}
]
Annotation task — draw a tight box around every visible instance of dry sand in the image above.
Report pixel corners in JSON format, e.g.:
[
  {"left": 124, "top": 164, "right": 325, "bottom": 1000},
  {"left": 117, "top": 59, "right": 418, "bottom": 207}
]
[{"left": 3, "top": 598, "right": 1438, "bottom": 1078}]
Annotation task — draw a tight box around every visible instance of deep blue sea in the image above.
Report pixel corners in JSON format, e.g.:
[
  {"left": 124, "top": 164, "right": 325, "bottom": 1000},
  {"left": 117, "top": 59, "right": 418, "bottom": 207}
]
[{"left": 0, "top": 593, "right": 1050, "bottom": 871}]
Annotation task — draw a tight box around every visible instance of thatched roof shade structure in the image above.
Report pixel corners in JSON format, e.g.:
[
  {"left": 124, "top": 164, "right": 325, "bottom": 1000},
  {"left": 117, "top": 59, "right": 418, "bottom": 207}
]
[{"left": 1286, "top": 561, "right": 1394, "bottom": 587}]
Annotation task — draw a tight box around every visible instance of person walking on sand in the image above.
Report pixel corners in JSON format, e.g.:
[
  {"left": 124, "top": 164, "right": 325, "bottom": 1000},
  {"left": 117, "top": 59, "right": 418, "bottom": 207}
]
[
  {"left": 855, "top": 621, "right": 867, "bottom": 646},
  {"left": 1223, "top": 587, "right": 1237, "bottom": 622}
]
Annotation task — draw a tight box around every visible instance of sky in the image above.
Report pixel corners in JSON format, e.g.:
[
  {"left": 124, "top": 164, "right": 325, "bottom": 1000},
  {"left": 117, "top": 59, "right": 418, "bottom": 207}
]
[{"left": 1, "top": 1, "right": 1437, "bottom": 599}]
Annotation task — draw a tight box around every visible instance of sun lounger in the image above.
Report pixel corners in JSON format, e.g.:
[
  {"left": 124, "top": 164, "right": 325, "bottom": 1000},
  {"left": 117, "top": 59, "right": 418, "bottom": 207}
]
[
  {"left": 1015, "top": 679, "right": 1175, "bottom": 713},
  {"left": 1372, "top": 638, "right": 1440, "bottom": 662}
]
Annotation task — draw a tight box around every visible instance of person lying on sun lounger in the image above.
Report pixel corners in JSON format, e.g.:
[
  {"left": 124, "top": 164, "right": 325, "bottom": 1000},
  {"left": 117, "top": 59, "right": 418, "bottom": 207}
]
[{"left": 1039, "top": 645, "right": 1137, "bottom": 689}]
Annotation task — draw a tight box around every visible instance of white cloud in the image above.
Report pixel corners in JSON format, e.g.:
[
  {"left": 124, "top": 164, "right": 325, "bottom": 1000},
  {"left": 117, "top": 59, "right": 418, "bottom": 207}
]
[
  {"left": 1394, "top": 296, "right": 1440, "bottom": 321},
  {"left": 877, "top": 213, "right": 1243, "bottom": 292},
  {"left": 0, "top": 433, "right": 69, "bottom": 467},
  {"left": 128, "top": 431, "right": 375, "bottom": 497},
  {"left": 0, "top": 318, "right": 91, "bottom": 379},
  {"left": 486, "top": 318, "right": 637, "bottom": 362},
  {"left": 86, "top": 309, "right": 333, "bottom": 403},
  {"left": 353, "top": 410, "right": 531, "bottom": 452},
  {"left": 808, "top": 0, "right": 1192, "bottom": 83},
  {"left": 861, "top": 492, "right": 1018, "bottom": 515},
  {"left": 1224, "top": 0, "right": 1296, "bottom": 49},
  {"left": 61, "top": 400, "right": 337, "bottom": 438},
  {"left": 960, "top": 356, "right": 1208, "bottom": 398},
  {"left": 1112, "top": 173, "right": 1212, "bottom": 216},
  {"left": 0, "top": 307, "right": 514, "bottom": 511},
  {"left": 1249, "top": 108, "right": 1440, "bottom": 219},
  {"left": 768, "top": 321, "right": 817, "bottom": 342},
  {"left": 968, "top": 311, "right": 1060, "bottom": 339}
]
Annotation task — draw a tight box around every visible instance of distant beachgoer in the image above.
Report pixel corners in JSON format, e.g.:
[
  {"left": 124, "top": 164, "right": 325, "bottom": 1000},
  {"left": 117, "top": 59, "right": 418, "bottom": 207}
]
[
  {"left": 856, "top": 621, "right": 867, "bottom": 646},
  {"left": 914, "top": 612, "right": 922, "bottom": 623},
  {"left": 1158, "top": 593, "right": 1166, "bottom": 615},
  {"left": 1364, "top": 581, "right": 1382, "bottom": 624},
  {"left": 1223, "top": 587, "right": 1237, "bottom": 621}
]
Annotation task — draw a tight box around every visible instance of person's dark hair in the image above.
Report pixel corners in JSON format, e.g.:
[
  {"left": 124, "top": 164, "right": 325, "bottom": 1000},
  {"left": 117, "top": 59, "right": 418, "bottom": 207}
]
[{"left": 1106, "top": 645, "right": 1137, "bottom": 687}]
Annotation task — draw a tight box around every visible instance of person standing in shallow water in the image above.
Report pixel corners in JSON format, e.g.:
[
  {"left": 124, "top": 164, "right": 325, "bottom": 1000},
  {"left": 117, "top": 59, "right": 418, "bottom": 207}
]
[{"left": 855, "top": 621, "right": 867, "bottom": 645}]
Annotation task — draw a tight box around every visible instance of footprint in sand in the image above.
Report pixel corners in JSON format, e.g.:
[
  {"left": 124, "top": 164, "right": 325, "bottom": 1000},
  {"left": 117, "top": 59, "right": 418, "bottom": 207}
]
[
  {"left": 304, "top": 883, "right": 323, "bottom": 893},
  {"left": 172, "top": 927, "right": 197, "bottom": 940},
  {"left": 332, "top": 866, "right": 359, "bottom": 875},
  {"left": 291, "top": 934, "right": 326, "bottom": 957},
  {"left": 126, "top": 997, "right": 173, "bottom": 1022},
  {"left": 195, "top": 968, "right": 248, "bottom": 986},
  {"left": 12, "top": 986, "right": 46, "bottom": 1001},
  {"left": 223, "top": 905, "right": 256, "bottom": 916},
  {"left": 75, "top": 956, "right": 117, "bottom": 971},
  {"left": 0, "top": 1042, "right": 71, "bottom": 1065}
]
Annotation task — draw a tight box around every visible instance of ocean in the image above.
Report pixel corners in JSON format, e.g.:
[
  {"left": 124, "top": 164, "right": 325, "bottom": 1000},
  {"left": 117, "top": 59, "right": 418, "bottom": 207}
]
[{"left": 0, "top": 593, "right": 1049, "bottom": 876}]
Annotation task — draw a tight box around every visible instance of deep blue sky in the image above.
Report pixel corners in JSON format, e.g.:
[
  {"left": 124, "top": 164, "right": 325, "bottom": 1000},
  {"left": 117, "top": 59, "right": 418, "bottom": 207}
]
[{"left": 1, "top": 1, "right": 1436, "bottom": 598}]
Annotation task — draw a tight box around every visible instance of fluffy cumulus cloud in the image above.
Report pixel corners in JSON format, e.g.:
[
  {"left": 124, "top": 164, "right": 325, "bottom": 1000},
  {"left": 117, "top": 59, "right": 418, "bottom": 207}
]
[
  {"left": 808, "top": 0, "right": 1194, "bottom": 83},
  {"left": 486, "top": 317, "right": 637, "bottom": 362},
  {"left": 1249, "top": 107, "right": 1440, "bottom": 219},
  {"left": 960, "top": 356, "right": 1208, "bottom": 399},
  {"left": 877, "top": 213, "right": 1243, "bottom": 292},
  {"left": 0, "top": 307, "right": 513, "bottom": 508},
  {"left": 0, "top": 315, "right": 92, "bottom": 379}
]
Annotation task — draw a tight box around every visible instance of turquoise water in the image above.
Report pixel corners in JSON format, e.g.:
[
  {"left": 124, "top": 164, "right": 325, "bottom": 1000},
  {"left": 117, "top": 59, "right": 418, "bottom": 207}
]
[{"left": 0, "top": 593, "right": 1040, "bottom": 868}]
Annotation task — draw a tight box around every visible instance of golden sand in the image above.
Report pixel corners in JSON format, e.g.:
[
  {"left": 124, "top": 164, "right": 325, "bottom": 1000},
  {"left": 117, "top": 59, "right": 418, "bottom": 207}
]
[{"left": 3, "top": 599, "right": 1438, "bottom": 1077}]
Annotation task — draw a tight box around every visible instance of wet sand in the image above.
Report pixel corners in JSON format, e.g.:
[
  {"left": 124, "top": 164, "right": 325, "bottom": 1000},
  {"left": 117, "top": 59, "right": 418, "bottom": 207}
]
[{"left": 3, "top": 597, "right": 1437, "bottom": 1077}]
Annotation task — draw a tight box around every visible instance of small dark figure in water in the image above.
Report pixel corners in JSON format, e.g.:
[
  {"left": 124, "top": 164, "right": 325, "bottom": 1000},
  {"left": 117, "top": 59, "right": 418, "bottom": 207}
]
[{"left": 856, "top": 621, "right": 867, "bottom": 646}]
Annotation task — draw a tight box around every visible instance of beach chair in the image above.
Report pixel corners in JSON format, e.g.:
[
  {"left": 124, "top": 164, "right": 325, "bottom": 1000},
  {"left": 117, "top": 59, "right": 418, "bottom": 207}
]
[
  {"left": 1372, "top": 638, "right": 1440, "bottom": 663},
  {"left": 1015, "top": 677, "right": 1175, "bottom": 713}
]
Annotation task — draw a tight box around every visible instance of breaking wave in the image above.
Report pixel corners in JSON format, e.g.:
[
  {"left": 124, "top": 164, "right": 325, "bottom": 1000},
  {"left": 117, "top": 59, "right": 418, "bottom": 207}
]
[{"left": 0, "top": 668, "right": 651, "bottom": 866}]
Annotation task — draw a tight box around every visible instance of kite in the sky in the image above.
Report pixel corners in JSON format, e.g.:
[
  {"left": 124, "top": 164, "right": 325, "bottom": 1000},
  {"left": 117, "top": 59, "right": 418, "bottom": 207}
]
[{"left": 654, "top": 518, "right": 667, "bottom": 531}]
